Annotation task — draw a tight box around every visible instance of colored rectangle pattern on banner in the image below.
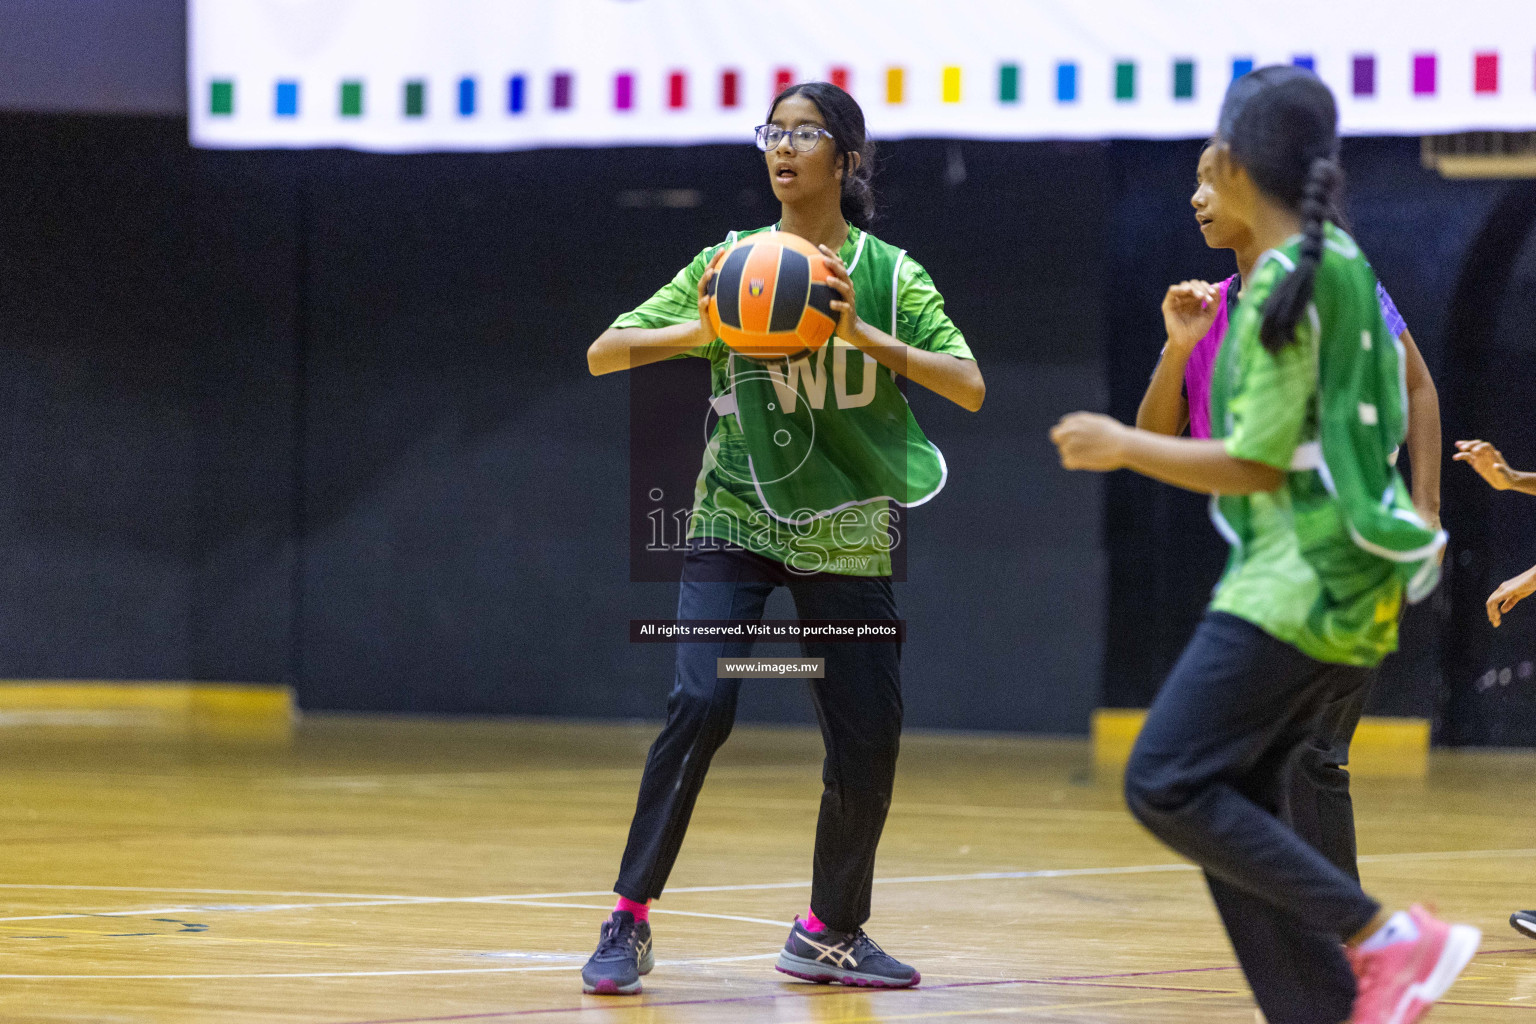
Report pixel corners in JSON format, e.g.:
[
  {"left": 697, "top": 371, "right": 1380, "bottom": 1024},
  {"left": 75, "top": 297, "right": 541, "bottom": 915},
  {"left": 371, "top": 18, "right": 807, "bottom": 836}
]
[
  {"left": 274, "top": 81, "right": 297, "bottom": 117},
  {"left": 1475, "top": 52, "right": 1499, "bottom": 94},
  {"left": 551, "top": 72, "right": 572, "bottom": 110},
  {"left": 1056, "top": 62, "right": 1077, "bottom": 102},
  {"left": 210, "top": 79, "right": 233, "bottom": 115},
  {"left": 1353, "top": 55, "right": 1376, "bottom": 96},
  {"left": 1173, "top": 60, "right": 1196, "bottom": 100},
  {"left": 942, "top": 66, "right": 962, "bottom": 103},
  {"left": 1414, "top": 53, "right": 1438, "bottom": 95},
  {"left": 188, "top": 0, "right": 1536, "bottom": 151},
  {"left": 999, "top": 63, "right": 1020, "bottom": 103},
  {"left": 1115, "top": 61, "right": 1135, "bottom": 101}
]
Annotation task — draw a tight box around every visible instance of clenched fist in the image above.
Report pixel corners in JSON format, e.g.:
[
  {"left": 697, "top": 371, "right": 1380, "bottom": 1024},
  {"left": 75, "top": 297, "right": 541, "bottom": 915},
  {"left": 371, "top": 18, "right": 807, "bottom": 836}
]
[{"left": 1050, "top": 412, "right": 1129, "bottom": 472}]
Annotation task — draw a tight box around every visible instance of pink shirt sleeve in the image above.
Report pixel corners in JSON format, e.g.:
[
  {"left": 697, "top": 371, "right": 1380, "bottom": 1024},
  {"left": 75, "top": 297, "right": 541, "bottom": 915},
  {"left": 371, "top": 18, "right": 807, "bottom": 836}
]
[{"left": 1183, "top": 275, "right": 1237, "bottom": 440}]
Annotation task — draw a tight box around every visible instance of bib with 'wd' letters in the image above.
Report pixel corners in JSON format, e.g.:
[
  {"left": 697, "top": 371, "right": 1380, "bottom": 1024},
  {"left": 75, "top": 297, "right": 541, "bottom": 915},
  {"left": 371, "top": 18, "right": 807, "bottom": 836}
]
[{"left": 720, "top": 227, "right": 947, "bottom": 524}]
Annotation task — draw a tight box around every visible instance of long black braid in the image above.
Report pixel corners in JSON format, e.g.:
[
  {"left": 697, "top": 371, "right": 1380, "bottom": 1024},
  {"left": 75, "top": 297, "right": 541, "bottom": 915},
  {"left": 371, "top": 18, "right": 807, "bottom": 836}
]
[{"left": 1261, "top": 156, "right": 1342, "bottom": 351}]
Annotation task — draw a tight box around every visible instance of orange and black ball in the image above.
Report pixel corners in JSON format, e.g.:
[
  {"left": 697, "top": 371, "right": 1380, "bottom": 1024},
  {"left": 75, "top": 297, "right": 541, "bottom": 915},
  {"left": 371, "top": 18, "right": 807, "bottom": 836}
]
[{"left": 705, "top": 232, "right": 838, "bottom": 362}]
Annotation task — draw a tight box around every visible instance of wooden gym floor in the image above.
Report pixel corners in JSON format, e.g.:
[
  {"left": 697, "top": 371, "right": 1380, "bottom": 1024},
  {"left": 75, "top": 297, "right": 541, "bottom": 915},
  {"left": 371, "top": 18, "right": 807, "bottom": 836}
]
[{"left": 0, "top": 715, "right": 1530, "bottom": 1022}]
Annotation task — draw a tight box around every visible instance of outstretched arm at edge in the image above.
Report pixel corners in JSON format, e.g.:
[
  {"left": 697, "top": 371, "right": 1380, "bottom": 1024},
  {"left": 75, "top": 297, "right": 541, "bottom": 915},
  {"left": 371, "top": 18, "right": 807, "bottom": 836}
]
[{"left": 1051, "top": 412, "right": 1283, "bottom": 495}]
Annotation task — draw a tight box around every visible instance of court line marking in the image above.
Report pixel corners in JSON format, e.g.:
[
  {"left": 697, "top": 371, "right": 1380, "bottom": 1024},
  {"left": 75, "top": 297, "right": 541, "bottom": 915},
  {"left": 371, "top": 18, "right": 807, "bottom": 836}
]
[
  {"left": 0, "top": 897, "right": 791, "bottom": 926},
  {"left": 0, "top": 901, "right": 442, "bottom": 924},
  {"left": 489, "top": 900, "right": 790, "bottom": 929},
  {"left": 770, "top": 990, "right": 1249, "bottom": 1023},
  {"left": 273, "top": 983, "right": 1250, "bottom": 1024},
  {"left": 0, "top": 921, "right": 349, "bottom": 949},
  {"left": 0, "top": 883, "right": 436, "bottom": 899},
  {"left": 1357, "top": 847, "right": 1536, "bottom": 864},
  {"left": 322, "top": 977, "right": 1252, "bottom": 1024},
  {"left": 0, "top": 867, "right": 1194, "bottom": 924},
  {"left": 0, "top": 952, "right": 783, "bottom": 980},
  {"left": 0, "top": 901, "right": 790, "bottom": 930},
  {"left": 471, "top": 845, "right": 1536, "bottom": 900},
  {"left": 320, "top": 950, "right": 1536, "bottom": 1024},
  {"left": 1, "top": 846, "right": 1532, "bottom": 927},
  {"left": 4, "top": 944, "right": 1523, "bottom": 989},
  {"left": 0, "top": 865, "right": 1207, "bottom": 924},
  {"left": 0, "top": 847, "right": 1529, "bottom": 914}
]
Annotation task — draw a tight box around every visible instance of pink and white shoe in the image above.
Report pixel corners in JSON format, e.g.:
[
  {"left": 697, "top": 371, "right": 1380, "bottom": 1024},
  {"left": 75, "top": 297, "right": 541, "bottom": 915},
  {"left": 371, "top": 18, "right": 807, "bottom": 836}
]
[{"left": 1348, "top": 905, "right": 1480, "bottom": 1024}]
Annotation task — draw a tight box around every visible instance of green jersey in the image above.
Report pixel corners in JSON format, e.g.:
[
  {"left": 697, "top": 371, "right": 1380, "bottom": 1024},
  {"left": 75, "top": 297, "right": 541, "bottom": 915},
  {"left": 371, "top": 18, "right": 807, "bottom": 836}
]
[
  {"left": 1208, "top": 223, "right": 1442, "bottom": 666},
  {"left": 612, "top": 224, "right": 974, "bottom": 576}
]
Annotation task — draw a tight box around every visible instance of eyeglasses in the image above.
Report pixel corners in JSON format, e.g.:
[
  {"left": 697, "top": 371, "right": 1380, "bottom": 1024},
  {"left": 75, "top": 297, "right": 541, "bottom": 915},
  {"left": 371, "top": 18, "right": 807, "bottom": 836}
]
[{"left": 754, "top": 123, "right": 833, "bottom": 153}]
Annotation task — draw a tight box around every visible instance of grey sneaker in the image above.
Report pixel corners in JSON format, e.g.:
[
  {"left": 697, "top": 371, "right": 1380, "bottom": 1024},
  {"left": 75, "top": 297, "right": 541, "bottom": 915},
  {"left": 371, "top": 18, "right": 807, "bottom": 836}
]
[
  {"left": 775, "top": 916, "right": 919, "bottom": 988},
  {"left": 580, "top": 911, "right": 654, "bottom": 995},
  {"left": 1512, "top": 910, "right": 1536, "bottom": 940}
]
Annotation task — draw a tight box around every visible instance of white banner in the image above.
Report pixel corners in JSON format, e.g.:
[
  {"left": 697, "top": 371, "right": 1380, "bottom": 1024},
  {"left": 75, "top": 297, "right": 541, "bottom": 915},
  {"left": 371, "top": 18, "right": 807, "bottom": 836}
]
[{"left": 190, "top": 0, "right": 1536, "bottom": 151}]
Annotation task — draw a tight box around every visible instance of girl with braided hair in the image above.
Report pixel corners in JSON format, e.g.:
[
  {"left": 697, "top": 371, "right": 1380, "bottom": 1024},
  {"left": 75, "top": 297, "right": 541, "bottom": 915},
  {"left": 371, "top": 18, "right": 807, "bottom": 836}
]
[
  {"left": 1137, "top": 121, "right": 1442, "bottom": 896},
  {"left": 1051, "top": 66, "right": 1477, "bottom": 1024}
]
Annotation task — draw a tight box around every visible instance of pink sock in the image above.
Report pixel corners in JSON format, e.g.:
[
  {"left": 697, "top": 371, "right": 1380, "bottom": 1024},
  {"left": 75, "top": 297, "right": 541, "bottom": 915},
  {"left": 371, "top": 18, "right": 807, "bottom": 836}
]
[
  {"left": 614, "top": 896, "right": 650, "bottom": 922},
  {"left": 802, "top": 907, "right": 828, "bottom": 932}
]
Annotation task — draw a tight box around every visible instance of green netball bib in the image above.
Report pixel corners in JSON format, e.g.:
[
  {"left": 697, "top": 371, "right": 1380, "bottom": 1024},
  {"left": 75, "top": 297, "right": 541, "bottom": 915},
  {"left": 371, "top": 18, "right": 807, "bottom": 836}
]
[{"left": 723, "top": 229, "right": 948, "bottom": 524}]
